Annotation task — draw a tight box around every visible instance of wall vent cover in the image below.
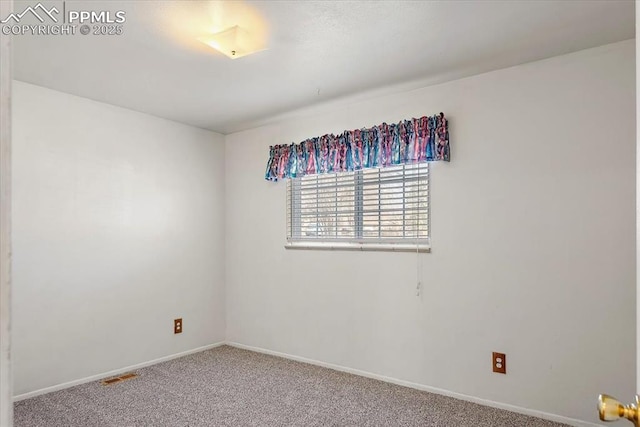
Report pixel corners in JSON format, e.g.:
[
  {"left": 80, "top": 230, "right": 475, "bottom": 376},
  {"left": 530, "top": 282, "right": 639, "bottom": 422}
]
[{"left": 101, "top": 372, "right": 138, "bottom": 386}]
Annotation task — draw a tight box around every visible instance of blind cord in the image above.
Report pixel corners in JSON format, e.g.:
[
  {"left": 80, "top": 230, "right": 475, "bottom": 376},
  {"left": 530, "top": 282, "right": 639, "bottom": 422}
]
[{"left": 416, "top": 164, "right": 422, "bottom": 297}]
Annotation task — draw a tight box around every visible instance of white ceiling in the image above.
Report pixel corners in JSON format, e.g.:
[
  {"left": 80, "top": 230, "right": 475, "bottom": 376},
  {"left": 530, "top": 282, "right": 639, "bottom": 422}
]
[{"left": 12, "top": 0, "right": 634, "bottom": 134}]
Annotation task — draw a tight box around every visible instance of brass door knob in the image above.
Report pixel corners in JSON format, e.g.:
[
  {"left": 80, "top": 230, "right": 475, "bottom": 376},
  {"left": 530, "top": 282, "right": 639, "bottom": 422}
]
[{"left": 598, "top": 394, "right": 640, "bottom": 426}]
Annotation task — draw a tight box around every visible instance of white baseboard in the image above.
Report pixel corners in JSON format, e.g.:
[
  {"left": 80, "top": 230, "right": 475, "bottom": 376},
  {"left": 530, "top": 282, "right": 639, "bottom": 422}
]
[
  {"left": 13, "top": 340, "right": 601, "bottom": 427},
  {"left": 13, "top": 342, "right": 225, "bottom": 402},
  {"left": 226, "top": 341, "right": 599, "bottom": 427}
]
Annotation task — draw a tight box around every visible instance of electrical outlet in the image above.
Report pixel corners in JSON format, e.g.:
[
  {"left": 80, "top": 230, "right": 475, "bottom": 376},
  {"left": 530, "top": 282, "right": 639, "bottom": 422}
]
[
  {"left": 492, "top": 352, "right": 506, "bottom": 374},
  {"left": 174, "top": 318, "right": 182, "bottom": 334}
]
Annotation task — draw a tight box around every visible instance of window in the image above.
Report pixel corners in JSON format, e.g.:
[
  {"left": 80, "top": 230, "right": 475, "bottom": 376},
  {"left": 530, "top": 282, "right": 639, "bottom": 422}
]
[{"left": 286, "top": 163, "right": 429, "bottom": 251}]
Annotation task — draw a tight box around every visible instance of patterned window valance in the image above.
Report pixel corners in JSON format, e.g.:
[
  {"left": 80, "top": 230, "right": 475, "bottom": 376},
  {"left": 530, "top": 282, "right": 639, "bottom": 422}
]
[{"left": 265, "top": 113, "right": 449, "bottom": 181}]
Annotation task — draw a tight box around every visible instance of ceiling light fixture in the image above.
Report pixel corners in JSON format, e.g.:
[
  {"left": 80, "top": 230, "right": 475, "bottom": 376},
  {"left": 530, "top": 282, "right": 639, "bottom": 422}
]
[{"left": 198, "top": 25, "right": 265, "bottom": 59}]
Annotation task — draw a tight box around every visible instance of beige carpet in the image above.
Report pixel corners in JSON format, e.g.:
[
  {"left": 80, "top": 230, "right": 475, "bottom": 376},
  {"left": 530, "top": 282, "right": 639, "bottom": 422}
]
[{"left": 14, "top": 345, "right": 568, "bottom": 426}]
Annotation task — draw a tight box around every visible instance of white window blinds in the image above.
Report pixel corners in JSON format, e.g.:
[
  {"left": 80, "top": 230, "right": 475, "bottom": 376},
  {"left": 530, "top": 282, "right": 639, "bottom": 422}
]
[{"left": 286, "top": 163, "right": 429, "bottom": 245}]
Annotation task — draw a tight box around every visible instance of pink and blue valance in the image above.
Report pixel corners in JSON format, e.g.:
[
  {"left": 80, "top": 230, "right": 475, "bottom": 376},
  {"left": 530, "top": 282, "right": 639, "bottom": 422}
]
[{"left": 265, "top": 113, "right": 449, "bottom": 181}]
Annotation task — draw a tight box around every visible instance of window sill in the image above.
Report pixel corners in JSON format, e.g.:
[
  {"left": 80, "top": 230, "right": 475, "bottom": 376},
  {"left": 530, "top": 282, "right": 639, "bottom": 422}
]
[{"left": 284, "top": 241, "right": 431, "bottom": 253}]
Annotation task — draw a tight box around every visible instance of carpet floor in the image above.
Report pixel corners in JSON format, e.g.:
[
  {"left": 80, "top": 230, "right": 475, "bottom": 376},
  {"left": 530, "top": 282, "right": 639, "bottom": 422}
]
[{"left": 14, "top": 345, "right": 568, "bottom": 427}]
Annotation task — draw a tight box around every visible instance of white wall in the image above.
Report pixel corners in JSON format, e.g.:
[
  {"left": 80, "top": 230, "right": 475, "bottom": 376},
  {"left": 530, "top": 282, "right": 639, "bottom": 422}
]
[
  {"left": 225, "top": 40, "right": 636, "bottom": 424},
  {"left": 11, "top": 81, "right": 226, "bottom": 395},
  {"left": 636, "top": 0, "right": 640, "bottom": 396},
  {"left": 0, "top": 1, "right": 13, "bottom": 424}
]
